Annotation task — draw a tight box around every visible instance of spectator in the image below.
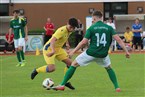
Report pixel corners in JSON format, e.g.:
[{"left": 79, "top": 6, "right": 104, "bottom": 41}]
[
  {"left": 4, "top": 32, "right": 15, "bottom": 53},
  {"left": 43, "top": 18, "right": 55, "bottom": 45},
  {"left": 107, "top": 17, "right": 116, "bottom": 29},
  {"left": 142, "top": 31, "right": 145, "bottom": 50},
  {"left": 124, "top": 27, "right": 133, "bottom": 44},
  {"left": 124, "top": 27, "right": 133, "bottom": 51},
  {"left": 75, "top": 19, "right": 84, "bottom": 51},
  {"left": 132, "top": 18, "right": 142, "bottom": 51},
  {"left": 107, "top": 17, "right": 116, "bottom": 52}
]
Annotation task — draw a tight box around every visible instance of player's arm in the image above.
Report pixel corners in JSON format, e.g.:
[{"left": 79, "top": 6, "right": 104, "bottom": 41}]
[
  {"left": 65, "top": 40, "right": 70, "bottom": 50},
  {"left": 8, "top": 28, "right": 12, "bottom": 42},
  {"left": 47, "top": 37, "right": 57, "bottom": 57},
  {"left": 25, "top": 25, "right": 28, "bottom": 41},
  {"left": 113, "top": 35, "right": 130, "bottom": 58},
  {"left": 69, "top": 38, "right": 88, "bottom": 57},
  {"left": 8, "top": 20, "right": 13, "bottom": 42}
]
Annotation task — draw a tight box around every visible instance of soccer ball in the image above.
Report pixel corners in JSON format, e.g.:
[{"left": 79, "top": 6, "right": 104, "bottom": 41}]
[{"left": 42, "top": 78, "right": 54, "bottom": 89}]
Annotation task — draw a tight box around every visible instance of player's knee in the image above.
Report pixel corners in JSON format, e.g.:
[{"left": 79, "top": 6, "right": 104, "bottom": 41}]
[
  {"left": 71, "top": 60, "right": 79, "bottom": 67},
  {"left": 47, "top": 65, "right": 55, "bottom": 72},
  {"left": 105, "top": 65, "right": 112, "bottom": 70}
]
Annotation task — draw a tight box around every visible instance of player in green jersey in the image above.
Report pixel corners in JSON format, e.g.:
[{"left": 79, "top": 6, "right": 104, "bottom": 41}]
[
  {"left": 53, "top": 10, "right": 130, "bottom": 92},
  {"left": 8, "top": 10, "right": 28, "bottom": 67}
]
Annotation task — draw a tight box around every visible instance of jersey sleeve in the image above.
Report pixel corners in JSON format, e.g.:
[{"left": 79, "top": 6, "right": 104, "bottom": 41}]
[
  {"left": 10, "top": 20, "right": 13, "bottom": 28},
  {"left": 21, "top": 18, "right": 27, "bottom": 27},
  {"left": 139, "top": 24, "right": 142, "bottom": 28},
  {"left": 52, "top": 28, "right": 64, "bottom": 39},
  {"left": 84, "top": 27, "right": 91, "bottom": 39}
]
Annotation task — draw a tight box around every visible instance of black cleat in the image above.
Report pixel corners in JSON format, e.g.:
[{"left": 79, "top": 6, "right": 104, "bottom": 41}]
[
  {"left": 31, "top": 69, "right": 38, "bottom": 80},
  {"left": 65, "top": 82, "right": 75, "bottom": 90}
]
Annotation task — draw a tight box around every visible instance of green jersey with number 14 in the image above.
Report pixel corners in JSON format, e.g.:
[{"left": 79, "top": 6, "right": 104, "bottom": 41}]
[{"left": 85, "top": 21, "right": 117, "bottom": 58}]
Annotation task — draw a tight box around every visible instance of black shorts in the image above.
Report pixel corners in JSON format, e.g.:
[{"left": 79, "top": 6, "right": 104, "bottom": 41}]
[{"left": 133, "top": 36, "right": 142, "bottom": 46}]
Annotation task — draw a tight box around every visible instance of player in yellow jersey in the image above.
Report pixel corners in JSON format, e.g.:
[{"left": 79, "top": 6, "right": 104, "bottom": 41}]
[{"left": 31, "top": 18, "right": 78, "bottom": 90}]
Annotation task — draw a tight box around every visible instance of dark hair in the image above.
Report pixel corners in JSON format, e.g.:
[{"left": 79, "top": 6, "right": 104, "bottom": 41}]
[
  {"left": 126, "top": 27, "right": 130, "bottom": 30},
  {"left": 13, "top": 10, "right": 20, "bottom": 14},
  {"left": 108, "top": 17, "right": 113, "bottom": 20},
  {"left": 68, "top": 18, "right": 79, "bottom": 28},
  {"left": 92, "top": 10, "right": 103, "bottom": 18}
]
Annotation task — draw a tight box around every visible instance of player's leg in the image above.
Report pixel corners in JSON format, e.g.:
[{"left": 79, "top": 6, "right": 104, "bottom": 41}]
[
  {"left": 62, "top": 58, "right": 75, "bottom": 90},
  {"left": 105, "top": 66, "right": 120, "bottom": 92},
  {"left": 96, "top": 55, "right": 120, "bottom": 92},
  {"left": 53, "top": 51, "right": 94, "bottom": 91},
  {"left": 14, "top": 39, "right": 22, "bottom": 66},
  {"left": 31, "top": 50, "right": 56, "bottom": 80},
  {"left": 56, "top": 48, "right": 75, "bottom": 90},
  {"left": 18, "top": 38, "right": 25, "bottom": 66}
]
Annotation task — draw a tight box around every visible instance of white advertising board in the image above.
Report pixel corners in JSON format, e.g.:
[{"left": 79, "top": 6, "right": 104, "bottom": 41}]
[{"left": 26, "top": 35, "right": 43, "bottom": 51}]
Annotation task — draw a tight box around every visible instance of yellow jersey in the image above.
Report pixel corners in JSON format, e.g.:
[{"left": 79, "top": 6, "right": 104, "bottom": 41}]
[
  {"left": 44, "top": 26, "right": 72, "bottom": 50},
  {"left": 124, "top": 31, "right": 133, "bottom": 42}
]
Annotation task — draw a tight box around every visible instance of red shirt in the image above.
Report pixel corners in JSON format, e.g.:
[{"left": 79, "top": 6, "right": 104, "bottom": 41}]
[
  {"left": 44, "top": 23, "right": 54, "bottom": 36},
  {"left": 5, "top": 33, "right": 14, "bottom": 42}
]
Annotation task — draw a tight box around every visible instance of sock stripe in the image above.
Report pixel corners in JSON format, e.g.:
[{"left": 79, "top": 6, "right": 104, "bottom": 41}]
[{"left": 46, "top": 66, "right": 49, "bottom": 72}]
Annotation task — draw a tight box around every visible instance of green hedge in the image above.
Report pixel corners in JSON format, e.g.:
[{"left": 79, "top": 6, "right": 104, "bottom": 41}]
[
  {"left": 68, "top": 32, "right": 76, "bottom": 48},
  {"left": 28, "top": 29, "right": 45, "bottom": 35}
]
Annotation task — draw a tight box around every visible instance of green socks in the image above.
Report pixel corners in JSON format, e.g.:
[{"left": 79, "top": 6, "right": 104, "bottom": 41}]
[
  {"left": 16, "top": 51, "right": 21, "bottom": 63},
  {"left": 61, "top": 66, "right": 76, "bottom": 85},
  {"left": 106, "top": 68, "right": 119, "bottom": 89},
  {"left": 16, "top": 50, "right": 25, "bottom": 63},
  {"left": 20, "top": 50, "right": 25, "bottom": 60}
]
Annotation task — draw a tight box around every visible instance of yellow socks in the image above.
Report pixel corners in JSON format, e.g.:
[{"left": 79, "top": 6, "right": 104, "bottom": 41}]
[{"left": 36, "top": 65, "right": 48, "bottom": 73}]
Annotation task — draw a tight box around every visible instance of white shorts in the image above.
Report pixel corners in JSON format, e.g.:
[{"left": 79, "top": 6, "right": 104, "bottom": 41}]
[
  {"left": 14, "top": 38, "right": 25, "bottom": 48},
  {"left": 76, "top": 51, "right": 111, "bottom": 67}
]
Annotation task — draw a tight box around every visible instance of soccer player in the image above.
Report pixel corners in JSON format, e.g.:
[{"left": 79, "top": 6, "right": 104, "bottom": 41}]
[
  {"left": 53, "top": 11, "right": 130, "bottom": 92},
  {"left": 8, "top": 10, "right": 28, "bottom": 67},
  {"left": 31, "top": 18, "right": 79, "bottom": 90}
]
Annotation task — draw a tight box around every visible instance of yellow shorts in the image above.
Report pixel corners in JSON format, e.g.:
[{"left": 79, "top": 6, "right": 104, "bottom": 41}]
[{"left": 43, "top": 48, "right": 68, "bottom": 64}]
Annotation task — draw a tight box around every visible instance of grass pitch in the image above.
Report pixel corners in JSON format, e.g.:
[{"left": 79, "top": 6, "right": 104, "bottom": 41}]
[{"left": 0, "top": 53, "right": 144, "bottom": 97}]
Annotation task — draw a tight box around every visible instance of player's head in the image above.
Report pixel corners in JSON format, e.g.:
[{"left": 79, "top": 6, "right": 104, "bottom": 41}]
[
  {"left": 67, "top": 18, "right": 79, "bottom": 32},
  {"left": 13, "top": 10, "right": 20, "bottom": 18},
  {"left": 135, "top": 18, "right": 139, "bottom": 24},
  {"left": 92, "top": 10, "right": 103, "bottom": 23}
]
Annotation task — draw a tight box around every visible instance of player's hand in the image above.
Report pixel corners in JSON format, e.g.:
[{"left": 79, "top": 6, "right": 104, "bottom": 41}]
[
  {"left": 125, "top": 52, "right": 130, "bottom": 58},
  {"left": 47, "top": 51, "right": 55, "bottom": 57},
  {"left": 68, "top": 51, "right": 74, "bottom": 58},
  {"left": 25, "top": 36, "right": 28, "bottom": 41},
  {"left": 66, "top": 44, "right": 70, "bottom": 50}
]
